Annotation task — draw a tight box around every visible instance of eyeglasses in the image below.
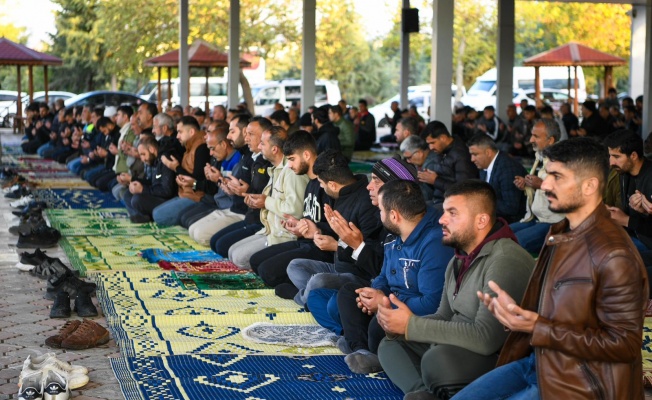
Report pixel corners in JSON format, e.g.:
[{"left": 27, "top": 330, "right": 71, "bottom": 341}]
[{"left": 404, "top": 150, "right": 421, "bottom": 161}]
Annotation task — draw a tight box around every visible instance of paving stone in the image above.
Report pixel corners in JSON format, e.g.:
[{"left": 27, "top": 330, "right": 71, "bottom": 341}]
[{"left": 0, "top": 382, "right": 18, "bottom": 396}]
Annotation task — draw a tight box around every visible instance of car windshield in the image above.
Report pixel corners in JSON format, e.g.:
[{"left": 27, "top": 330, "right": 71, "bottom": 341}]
[{"left": 468, "top": 80, "right": 495, "bottom": 94}]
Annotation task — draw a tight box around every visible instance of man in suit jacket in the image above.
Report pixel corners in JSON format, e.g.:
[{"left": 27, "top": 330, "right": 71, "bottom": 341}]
[{"left": 468, "top": 134, "right": 527, "bottom": 223}]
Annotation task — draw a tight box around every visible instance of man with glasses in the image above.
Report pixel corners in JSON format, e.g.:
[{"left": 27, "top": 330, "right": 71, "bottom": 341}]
[{"left": 400, "top": 135, "right": 437, "bottom": 203}]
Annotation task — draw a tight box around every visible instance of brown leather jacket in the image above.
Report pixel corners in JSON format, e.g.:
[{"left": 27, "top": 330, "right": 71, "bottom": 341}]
[{"left": 497, "top": 205, "right": 648, "bottom": 399}]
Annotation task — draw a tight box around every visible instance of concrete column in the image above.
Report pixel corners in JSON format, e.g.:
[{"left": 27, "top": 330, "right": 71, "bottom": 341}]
[
  {"left": 399, "top": 0, "right": 410, "bottom": 109},
  {"left": 496, "top": 0, "right": 514, "bottom": 122},
  {"left": 228, "top": 0, "right": 240, "bottom": 108},
  {"left": 630, "top": 5, "right": 647, "bottom": 100},
  {"left": 179, "top": 0, "right": 190, "bottom": 108},
  {"left": 430, "top": 0, "right": 454, "bottom": 129},
  {"left": 643, "top": 4, "right": 651, "bottom": 140},
  {"left": 301, "top": 0, "right": 316, "bottom": 114}
]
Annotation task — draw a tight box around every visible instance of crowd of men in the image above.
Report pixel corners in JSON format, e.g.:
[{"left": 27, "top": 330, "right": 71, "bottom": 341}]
[{"left": 16, "top": 93, "right": 652, "bottom": 399}]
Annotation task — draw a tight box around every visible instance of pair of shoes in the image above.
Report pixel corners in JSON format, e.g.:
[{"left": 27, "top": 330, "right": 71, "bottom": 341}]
[
  {"left": 12, "top": 201, "right": 47, "bottom": 217},
  {"left": 2, "top": 182, "right": 20, "bottom": 194},
  {"left": 15, "top": 248, "right": 56, "bottom": 271},
  {"left": 19, "top": 368, "right": 73, "bottom": 399},
  {"left": 344, "top": 349, "right": 383, "bottom": 374},
  {"left": 17, "top": 225, "right": 61, "bottom": 249},
  {"left": 50, "top": 290, "right": 98, "bottom": 319},
  {"left": 30, "top": 258, "right": 72, "bottom": 279},
  {"left": 129, "top": 214, "right": 151, "bottom": 223},
  {"left": 10, "top": 214, "right": 46, "bottom": 236},
  {"left": 45, "top": 319, "right": 110, "bottom": 350},
  {"left": 10, "top": 194, "right": 35, "bottom": 207},
  {"left": 5, "top": 185, "right": 30, "bottom": 199},
  {"left": 48, "top": 270, "right": 96, "bottom": 299},
  {"left": 20, "top": 353, "right": 88, "bottom": 389}
]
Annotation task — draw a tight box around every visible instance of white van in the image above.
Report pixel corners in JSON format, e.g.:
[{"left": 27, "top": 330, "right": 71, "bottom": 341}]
[
  {"left": 250, "top": 79, "right": 341, "bottom": 116},
  {"left": 136, "top": 77, "right": 240, "bottom": 110},
  {"left": 461, "top": 67, "right": 587, "bottom": 111}
]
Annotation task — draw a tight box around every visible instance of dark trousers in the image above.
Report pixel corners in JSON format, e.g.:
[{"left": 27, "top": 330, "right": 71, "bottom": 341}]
[
  {"left": 378, "top": 339, "right": 498, "bottom": 397},
  {"left": 338, "top": 281, "right": 385, "bottom": 353},
  {"left": 123, "top": 191, "right": 169, "bottom": 218},
  {"left": 210, "top": 221, "right": 263, "bottom": 258},
  {"left": 249, "top": 241, "right": 332, "bottom": 287},
  {"left": 180, "top": 202, "right": 217, "bottom": 228},
  {"left": 91, "top": 170, "right": 116, "bottom": 191}
]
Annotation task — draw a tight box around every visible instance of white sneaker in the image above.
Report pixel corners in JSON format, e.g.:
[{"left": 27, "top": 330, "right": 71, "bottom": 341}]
[
  {"left": 2, "top": 184, "right": 20, "bottom": 194},
  {"left": 17, "top": 370, "right": 42, "bottom": 400},
  {"left": 10, "top": 195, "right": 34, "bottom": 208},
  {"left": 20, "top": 354, "right": 88, "bottom": 390},
  {"left": 41, "top": 368, "right": 70, "bottom": 400}
]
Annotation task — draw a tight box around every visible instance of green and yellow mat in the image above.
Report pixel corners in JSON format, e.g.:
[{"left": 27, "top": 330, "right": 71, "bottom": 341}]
[
  {"left": 95, "top": 271, "right": 340, "bottom": 358},
  {"left": 60, "top": 234, "right": 209, "bottom": 275},
  {"left": 47, "top": 208, "right": 188, "bottom": 237}
]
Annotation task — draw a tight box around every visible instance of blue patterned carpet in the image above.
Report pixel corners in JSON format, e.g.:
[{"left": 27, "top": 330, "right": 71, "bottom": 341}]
[
  {"left": 34, "top": 188, "right": 123, "bottom": 209},
  {"left": 111, "top": 353, "right": 403, "bottom": 400}
]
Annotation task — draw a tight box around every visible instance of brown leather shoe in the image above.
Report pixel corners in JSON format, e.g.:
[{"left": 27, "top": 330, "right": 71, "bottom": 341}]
[
  {"left": 60, "top": 319, "right": 110, "bottom": 350},
  {"left": 45, "top": 319, "right": 82, "bottom": 348}
]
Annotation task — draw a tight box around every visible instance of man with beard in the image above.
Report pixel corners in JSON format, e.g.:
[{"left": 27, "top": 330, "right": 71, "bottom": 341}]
[
  {"left": 123, "top": 136, "right": 177, "bottom": 223},
  {"left": 604, "top": 129, "right": 652, "bottom": 250},
  {"left": 376, "top": 180, "right": 534, "bottom": 400},
  {"left": 456, "top": 138, "right": 647, "bottom": 400},
  {"left": 249, "top": 130, "right": 335, "bottom": 288}
]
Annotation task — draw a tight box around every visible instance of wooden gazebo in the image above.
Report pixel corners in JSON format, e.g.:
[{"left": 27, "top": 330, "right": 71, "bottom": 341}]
[
  {"left": 0, "top": 38, "right": 63, "bottom": 130},
  {"left": 523, "top": 42, "right": 626, "bottom": 114},
  {"left": 143, "top": 40, "right": 251, "bottom": 112}
]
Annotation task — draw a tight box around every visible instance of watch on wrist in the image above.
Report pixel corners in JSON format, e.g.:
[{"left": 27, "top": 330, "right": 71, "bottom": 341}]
[{"left": 192, "top": 180, "right": 197, "bottom": 192}]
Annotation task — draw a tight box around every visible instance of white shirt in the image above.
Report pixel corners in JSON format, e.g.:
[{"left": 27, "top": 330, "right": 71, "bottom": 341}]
[{"left": 485, "top": 151, "right": 499, "bottom": 183}]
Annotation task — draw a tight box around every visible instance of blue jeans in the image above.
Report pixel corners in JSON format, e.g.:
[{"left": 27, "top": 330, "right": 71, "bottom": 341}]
[
  {"left": 37, "top": 142, "right": 54, "bottom": 157},
  {"left": 509, "top": 221, "right": 552, "bottom": 254},
  {"left": 286, "top": 259, "right": 368, "bottom": 306},
  {"left": 452, "top": 352, "right": 539, "bottom": 400},
  {"left": 306, "top": 288, "right": 342, "bottom": 335},
  {"left": 152, "top": 196, "right": 199, "bottom": 226},
  {"left": 67, "top": 157, "right": 94, "bottom": 175}
]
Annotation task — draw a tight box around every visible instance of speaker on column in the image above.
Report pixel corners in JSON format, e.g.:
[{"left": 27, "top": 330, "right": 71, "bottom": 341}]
[{"left": 402, "top": 8, "right": 420, "bottom": 33}]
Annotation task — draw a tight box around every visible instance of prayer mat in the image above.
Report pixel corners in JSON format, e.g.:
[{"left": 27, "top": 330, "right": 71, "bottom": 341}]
[
  {"left": 140, "top": 249, "right": 222, "bottom": 263},
  {"left": 158, "top": 260, "right": 242, "bottom": 273},
  {"left": 172, "top": 271, "right": 268, "bottom": 291},
  {"left": 1, "top": 145, "right": 23, "bottom": 155},
  {"left": 242, "top": 322, "right": 338, "bottom": 348},
  {"left": 60, "top": 234, "right": 209, "bottom": 275},
  {"left": 34, "top": 188, "right": 123, "bottom": 209},
  {"left": 643, "top": 317, "right": 652, "bottom": 386},
  {"left": 94, "top": 270, "right": 339, "bottom": 357},
  {"left": 111, "top": 353, "right": 403, "bottom": 400},
  {"left": 46, "top": 208, "right": 188, "bottom": 236},
  {"left": 32, "top": 179, "right": 93, "bottom": 189}
]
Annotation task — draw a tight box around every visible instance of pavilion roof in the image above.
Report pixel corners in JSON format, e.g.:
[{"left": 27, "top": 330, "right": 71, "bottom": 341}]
[
  {"left": 0, "top": 38, "right": 62, "bottom": 66},
  {"left": 523, "top": 42, "right": 626, "bottom": 67},
  {"left": 144, "top": 40, "right": 251, "bottom": 68}
]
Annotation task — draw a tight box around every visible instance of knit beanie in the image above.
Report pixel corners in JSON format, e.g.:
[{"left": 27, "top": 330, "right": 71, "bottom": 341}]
[{"left": 372, "top": 155, "right": 418, "bottom": 183}]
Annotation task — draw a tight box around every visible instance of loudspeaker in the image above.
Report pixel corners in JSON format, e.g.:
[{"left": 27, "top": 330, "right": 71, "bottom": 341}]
[{"left": 402, "top": 8, "right": 420, "bottom": 33}]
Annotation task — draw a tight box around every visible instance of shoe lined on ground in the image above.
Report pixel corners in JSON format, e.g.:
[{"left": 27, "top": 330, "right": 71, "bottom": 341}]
[
  {"left": 10, "top": 214, "right": 46, "bottom": 236},
  {"left": 47, "top": 270, "right": 96, "bottom": 298},
  {"left": 2, "top": 183, "right": 20, "bottom": 194},
  {"left": 50, "top": 291, "right": 71, "bottom": 319},
  {"left": 42, "top": 368, "right": 71, "bottom": 400},
  {"left": 16, "top": 248, "right": 56, "bottom": 271},
  {"left": 17, "top": 370, "right": 42, "bottom": 400},
  {"left": 45, "top": 320, "right": 81, "bottom": 348},
  {"left": 74, "top": 292, "right": 98, "bottom": 318},
  {"left": 6, "top": 187, "right": 31, "bottom": 200},
  {"left": 17, "top": 227, "right": 60, "bottom": 249},
  {"left": 10, "top": 194, "right": 35, "bottom": 207},
  {"left": 20, "top": 362, "right": 88, "bottom": 392},
  {"left": 30, "top": 258, "right": 72, "bottom": 279},
  {"left": 13, "top": 201, "right": 47, "bottom": 217},
  {"left": 23, "top": 353, "right": 88, "bottom": 377},
  {"left": 60, "top": 319, "right": 110, "bottom": 350}
]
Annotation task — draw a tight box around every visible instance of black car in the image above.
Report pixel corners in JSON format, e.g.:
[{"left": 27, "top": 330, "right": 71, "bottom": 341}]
[{"left": 64, "top": 91, "right": 145, "bottom": 109}]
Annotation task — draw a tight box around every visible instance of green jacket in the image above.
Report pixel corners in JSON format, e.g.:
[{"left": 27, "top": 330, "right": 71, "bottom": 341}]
[
  {"left": 334, "top": 118, "right": 355, "bottom": 160},
  {"left": 391, "top": 237, "right": 534, "bottom": 356}
]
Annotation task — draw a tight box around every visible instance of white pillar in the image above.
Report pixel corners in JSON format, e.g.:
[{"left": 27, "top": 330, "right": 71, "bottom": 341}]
[
  {"left": 629, "top": 5, "right": 647, "bottom": 100},
  {"left": 430, "top": 0, "right": 454, "bottom": 130},
  {"left": 179, "top": 0, "right": 190, "bottom": 108},
  {"left": 301, "top": 0, "right": 316, "bottom": 114},
  {"left": 642, "top": 4, "right": 652, "bottom": 140},
  {"left": 228, "top": 0, "right": 240, "bottom": 109},
  {"left": 496, "top": 0, "right": 515, "bottom": 122},
  {"left": 399, "top": 0, "right": 410, "bottom": 110}
]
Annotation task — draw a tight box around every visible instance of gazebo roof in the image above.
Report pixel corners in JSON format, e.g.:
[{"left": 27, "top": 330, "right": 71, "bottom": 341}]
[
  {"left": 0, "top": 37, "right": 63, "bottom": 66},
  {"left": 523, "top": 42, "right": 626, "bottom": 67},
  {"left": 144, "top": 40, "right": 251, "bottom": 68}
]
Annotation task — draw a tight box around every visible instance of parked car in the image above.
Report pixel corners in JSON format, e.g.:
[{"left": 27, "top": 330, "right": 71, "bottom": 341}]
[
  {"left": 513, "top": 89, "right": 574, "bottom": 113},
  {"left": 64, "top": 91, "right": 144, "bottom": 109},
  {"left": 1, "top": 91, "right": 76, "bottom": 128},
  {"left": 136, "top": 77, "right": 241, "bottom": 111}
]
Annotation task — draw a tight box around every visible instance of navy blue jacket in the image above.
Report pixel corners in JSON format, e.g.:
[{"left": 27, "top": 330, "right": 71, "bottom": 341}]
[{"left": 479, "top": 151, "right": 528, "bottom": 224}]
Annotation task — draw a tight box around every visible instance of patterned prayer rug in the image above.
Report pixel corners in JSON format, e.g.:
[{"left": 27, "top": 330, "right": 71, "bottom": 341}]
[
  {"left": 643, "top": 317, "right": 652, "bottom": 386},
  {"left": 60, "top": 234, "right": 209, "bottom": 274},
  {"left": 111, "top": 353, "right": 403, "bottom": 400},
  {"left": 173, "top": 271, "right": 268, "bottom": 291},
  {"left": 32, "top": 179, "right": 93, "bottom": 189},
  {"left": 46, "top": 208, "right": 188, "bottom": 236},
  {"left": 242, "top": 323, "right": 338, "bottom": 348},
  {"left": 94, "top": 271, "right": 340, "bottom": 357},
  {"left": 158, "top": 260, "right": 242, "bottom": 273},
  {"left": 34, "top": 188, "right": 123, "bottom": 209},
  {"left": 140, "top": 249, "right": 222, "bottom": 263}
]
